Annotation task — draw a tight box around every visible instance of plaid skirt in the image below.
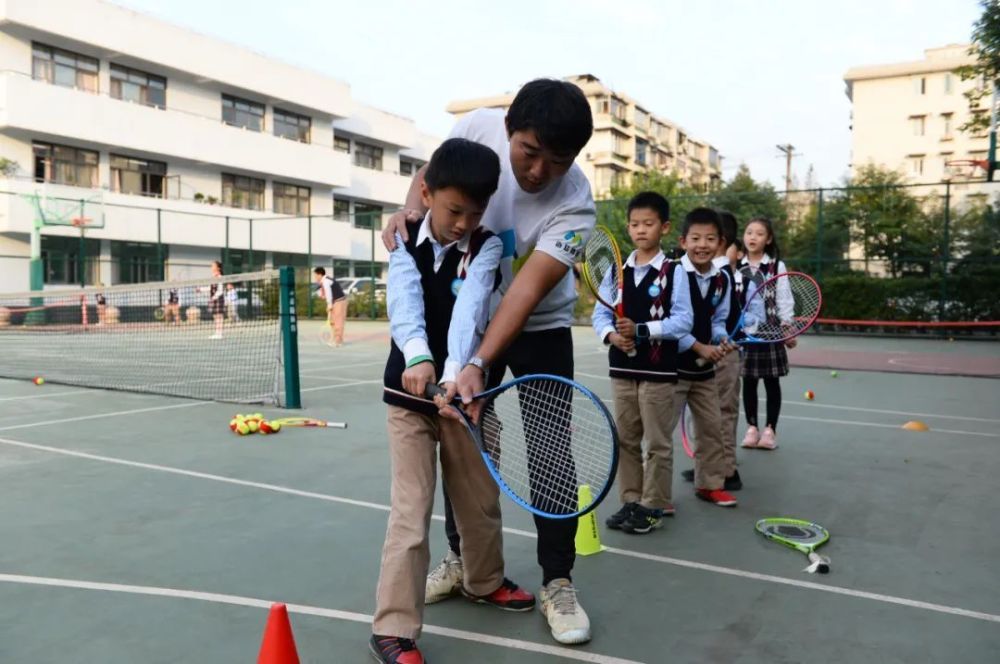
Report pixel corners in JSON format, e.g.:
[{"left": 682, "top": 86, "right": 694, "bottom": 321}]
[{"left": 741, "top": 342, "right": 789, "bottom": 378}]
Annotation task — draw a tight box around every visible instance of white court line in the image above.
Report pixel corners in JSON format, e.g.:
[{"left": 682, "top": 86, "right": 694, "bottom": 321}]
[
  {"left": 301, "top": 379, "right": 382, "bottom": 393},
  {"left": 0, "top": 574, "right": 640, "bottom": 664},
  {"left": 0, "top": 401, "right": 208, "bottom": 432},
  {"left": 0, "top": 389, "right": 95, "bottom": 402},
  {"left": 1, "top": 436, "right": 997, "bottom": 626}
]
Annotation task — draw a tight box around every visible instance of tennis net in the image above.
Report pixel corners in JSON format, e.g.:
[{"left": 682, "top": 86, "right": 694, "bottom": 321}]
[{"left": 0, "top": 268, "right": 300, "bottom": 406}]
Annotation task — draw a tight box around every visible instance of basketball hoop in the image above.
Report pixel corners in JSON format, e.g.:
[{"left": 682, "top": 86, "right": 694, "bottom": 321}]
[
  {"left": 71, "top": 217, "right": 94, "bottom": 228},
  {"left": 943, "top": 159, "right": 990, "bottom": 181}
]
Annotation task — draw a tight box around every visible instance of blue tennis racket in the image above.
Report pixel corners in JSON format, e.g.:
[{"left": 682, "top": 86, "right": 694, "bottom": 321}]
[{"left": 425, "top": 374, "right": 619, "bottom": 519}]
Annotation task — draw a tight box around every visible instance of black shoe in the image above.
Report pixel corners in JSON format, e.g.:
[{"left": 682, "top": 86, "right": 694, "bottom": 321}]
[
  {"left": 622, "top": 504, "right": 663, "bottom": 534},
  {"left": 724, "top": 470, "right": 743, "bottom": 491},
  {"left": 681, "top": 469, "right": 694, "bottom": 482},
  {"left": 605, "top": 502, "right": 637, "bottom": 530}
]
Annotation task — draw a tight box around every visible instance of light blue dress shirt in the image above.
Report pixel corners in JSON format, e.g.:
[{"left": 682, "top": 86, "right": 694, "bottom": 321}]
[{"left": 677, "top": 254, "right": 731, "bottom": 353}]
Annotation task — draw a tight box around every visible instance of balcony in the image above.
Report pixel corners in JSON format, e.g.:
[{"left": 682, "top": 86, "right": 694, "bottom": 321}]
[
  {"left": 0, "top": 72, "right": 351, "bottom": 188},
  {"left": 335, "top": 166, "right": 411, "bottom": 205}
]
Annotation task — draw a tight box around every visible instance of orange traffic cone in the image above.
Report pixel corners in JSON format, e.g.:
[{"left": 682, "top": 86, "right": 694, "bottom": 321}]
[{"left": 257, "top": 603, "right": 301, "bottom": 664}]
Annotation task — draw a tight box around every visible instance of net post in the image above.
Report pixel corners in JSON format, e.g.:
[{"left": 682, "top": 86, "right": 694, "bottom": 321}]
[{"left": 279, "top": 265, "right": 302, "bottom": 408}]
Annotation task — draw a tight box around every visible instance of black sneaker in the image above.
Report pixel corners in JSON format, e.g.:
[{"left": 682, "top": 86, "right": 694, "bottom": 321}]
[
  {"left": 369, "top": 634, "right": 425, "bottom": 664},
  {"left": 724, "top": 470, "right": 743, "bottom": 491},
  {"left": 605, "top": 502, "right": 637, "bottom": 530},
  {"left": 681, "top": 469, "right": 694, "bottom": 482},
  {"left": 622, "top": 504, "right": 663, "bottom": 534}
]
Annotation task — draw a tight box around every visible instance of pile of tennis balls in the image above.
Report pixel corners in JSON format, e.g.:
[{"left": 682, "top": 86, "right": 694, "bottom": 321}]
[{"left": 229, "top": 413, "right": 282, "bottom": 436}]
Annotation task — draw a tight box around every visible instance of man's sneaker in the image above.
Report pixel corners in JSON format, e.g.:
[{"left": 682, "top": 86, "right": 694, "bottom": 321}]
[
  {"left": 741, "top": 426, "right": 760, "bottom": 448},
  {"left": 605, "top": 502, "right": 637, "bottom": 530},
  {"left": 539, "top": 579, "right": 591, "bottom": 645},
  {"left": 681, "top": 469, "right": 694, "bottom": 483},
  {"left": 757, "top": 426, "right": 778, "bottom": 450},
  {"left": 425, "top": 550, "right": 463, "bottom": 604},
  {"left": 696, "top": 488, "right": 738, "bottom": 507},
  {"left": 369, "top": 635, "right": 425, "bottom": 664},
  {"left": 621, "top": 505, "right": 662, "bottom": 534},
  {"left": 461, "top": 577, "right": 535, "bottom": 611},
  {"left": 724, "top": 469, "right": 743, "bottom": 491}
]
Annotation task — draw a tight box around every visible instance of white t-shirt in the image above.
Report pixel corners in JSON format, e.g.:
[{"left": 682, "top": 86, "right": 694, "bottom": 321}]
[{"left": 448, "top": 108, "right": 596, "bottom": 331}]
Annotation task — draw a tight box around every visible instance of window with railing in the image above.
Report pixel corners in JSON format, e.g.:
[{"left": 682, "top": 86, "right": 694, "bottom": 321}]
[
  {"left": 274, "top": 108, "right": 311, "bottom": 143},
  {"left": 354, "top": 141, "right": 383, "bottom": 170},
  {"left": 221, "top": 173, "right": 265, "bottom": 210},
  {"left": 222, "top": 94, "right": 264, "bottom": 131},
  {"left": 110, "top": 64, "right": 166, "bottom": 109},
  {"left": 33, "top": 142, "right": 98, "bottom": 187},
  {"left": 32, "top": 42, "right": 98, "bottom": 93},
  {"left": 333, "top": 198, "right": 351, "bottom": 222},
  {"left": 273, "top": 181, "right": 311, "bottom": 215},
  {"left": 613, "top": 134, "right": 627, "bottom": 157},
  {"left": 353, "top": 202, "right": 383, "bottom": 230},
  {"left": 634, "top": 108, "right": 650, "bottom": 132},
  {"left": 111, "top": 154, "right": 166, "bottom": 197}
]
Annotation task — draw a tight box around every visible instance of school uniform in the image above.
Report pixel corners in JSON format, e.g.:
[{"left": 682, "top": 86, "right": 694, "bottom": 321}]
[
  {"left": 375, "top": 216, "right": 504, "bottom": 640},
  {"left": 739, "top": 255, "right": 791, "bottom": 378},
  {"left": 714, "top": 256, "right": 743, "bottom": 477},
  {"left": 592, "top": 251, "right": 692, "bottom": 509},
  {"left": 317, "top": 275, "right": 347, "bottom": 345}
]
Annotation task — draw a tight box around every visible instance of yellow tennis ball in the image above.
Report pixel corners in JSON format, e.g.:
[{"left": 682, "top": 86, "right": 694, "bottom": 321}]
[
  {"left": 236, "top": 421, "right": 250, "bottom": 435},
  {"left": 253, "top": 413, "right": 264, "bottom": 420},
  {"left": 33, "top": 376, "right": 45, "bottom": 386},
  {"left": 270, "top": 421, "right": 282, "bottom": 433},
  {"left": 246, "top": 419, "right": 259, "bottom": 433}
]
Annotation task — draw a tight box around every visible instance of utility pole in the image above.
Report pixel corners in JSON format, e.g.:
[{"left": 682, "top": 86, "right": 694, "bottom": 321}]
[{"left": 776, "top": 144, "right": 795, "bottom": 193}]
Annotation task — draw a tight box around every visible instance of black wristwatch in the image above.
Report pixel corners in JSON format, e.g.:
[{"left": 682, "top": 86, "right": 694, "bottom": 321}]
[{"left": 635, "top": 323, "right": 650, "bottom": 342}]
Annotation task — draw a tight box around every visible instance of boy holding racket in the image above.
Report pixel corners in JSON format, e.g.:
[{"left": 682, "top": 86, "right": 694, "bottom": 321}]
[
  {"left": 372, "top": 138, "right": 534, "bottom": 664},
  {"left": 592, "top": 192, "right": 692, "bottom": 534}
]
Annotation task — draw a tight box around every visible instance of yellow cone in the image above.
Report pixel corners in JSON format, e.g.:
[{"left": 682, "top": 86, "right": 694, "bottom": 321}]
[
  {"left": 902, "top": 420, "right": 929, "bottom": 432},
  {"left": 574, "top": 484, "right": 605, "bottom": 556}
]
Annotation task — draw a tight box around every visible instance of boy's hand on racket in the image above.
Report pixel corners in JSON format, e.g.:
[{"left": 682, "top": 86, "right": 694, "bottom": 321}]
[
  {"left": 381, "top": 209, "right": 424, "bottom": 251},
  {"left": 435, "top": 382, "right": 461, "bottom": 419},
  {"left": 456, "top": 364, "right": 486, "bottom": 424},
  {"left": 609, "top": 332, "right": 636, "bottom": 354},
  {"left": 785, "top": 337, "right": 798, "bottom": 349},
  {"left": 615, "top": 317, "right": 636, "bottom": 339},
  {"left": 402, "top": 361, "right": 437, "bottom": 398}
]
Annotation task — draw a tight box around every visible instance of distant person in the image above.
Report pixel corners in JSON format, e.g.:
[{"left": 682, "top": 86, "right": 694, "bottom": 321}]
[
  {"left": 95, "top": 286, "right": 107, "bottom": 326},
  {"left": 208, "top": 260, "right": 225, "bottom": 339},
  {"left": 164, "top": 285, "right": 181, "bottom": 324},
  {"left": 225, "top": 283, "right": 240, "bottom": 323},
  {"left": 313, "top": 267, "right": 347, "bottom": 347}
]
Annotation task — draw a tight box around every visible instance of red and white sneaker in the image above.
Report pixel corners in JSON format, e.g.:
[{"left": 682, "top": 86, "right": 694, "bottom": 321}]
[
  {"left": 461, "top": 577, "right": 536, "bottom": 611},
  {"left": 369, "top": 635, "right": 425, "bottom": 664},
  {"left": 696, "top": 488, "right": 738, "bottom": 507},
  {"left": 741, "top": 426, "right": 760, "bottom": 448},
  {"left": 757, "top": 426, "right": 778, "bottom": 450}
]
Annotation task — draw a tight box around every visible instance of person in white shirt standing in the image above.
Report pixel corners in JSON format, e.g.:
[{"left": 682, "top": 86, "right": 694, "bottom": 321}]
[{"left": 383, "top": 79, "right": 596, "bottom": 645}]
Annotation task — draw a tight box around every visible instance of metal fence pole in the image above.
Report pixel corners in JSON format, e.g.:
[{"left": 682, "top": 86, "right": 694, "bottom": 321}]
[
  {"left": 815, "top": 188, "right": 824, "bottom": 280},
  {"left": 249, "top": 218, "right": 254, "bottom": 272},
  {"left": 306, "top": 214, "right": 313, "bottom": 318},
  {"left": 370, "top": 215, "right": 376, "bottom": 319},
  {"left": 940, "top": 181, "right": 951, "bottom": 321},
  {"left": 78, "top": 198, "right": 85, "bottom": 287},
  {"left": 224, "top": 216, "right": 230, "bottom": 273},
  {"left": 156, "top": 208, "right": 163, "bottom": 280}
]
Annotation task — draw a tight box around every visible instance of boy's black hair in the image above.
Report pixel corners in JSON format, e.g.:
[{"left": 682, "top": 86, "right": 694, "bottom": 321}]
[
  {"left": 681, "top": 207, "right": 723, "bottom": 237},
  {"left": 506, "top": 79, "right": 593, "bottom": 156},
  {"left": 424, "top": 137, "right": 501, "bottom": 207},
  {"left": 746, "top": 217, "right": 781, "bottom": 260},
  {"left": 718, "top": 211, "right": 738, "bottom": 247},
  {"left": 313, "top": 267, "right": 326, "bottom": 276},
  {"left": 627, "top": 191, "right": 670, "bottom": 223},
  {"left": 212, "top": 260, "right": 223, "bottom": 273}
]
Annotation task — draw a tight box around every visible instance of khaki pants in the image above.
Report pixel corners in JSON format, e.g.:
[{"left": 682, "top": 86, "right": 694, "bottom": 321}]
[
  {"left": 373, "top": 406, "right": 504, "bottom": 639},
  {"left": 716, "top": 351, "right": 742, "bottom": 477},
  {"left": 329, "top": 299, "right": 347, "bottom": 345},
  {"left": 611, "top": 379, "right": 676, "bottom": 509},
  {"left": 669, "top": 378, "right": 726, "bottom": 491}
]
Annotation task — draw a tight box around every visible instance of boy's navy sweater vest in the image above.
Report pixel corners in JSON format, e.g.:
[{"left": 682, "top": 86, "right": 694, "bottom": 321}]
[
  {"left": 607, "top": 261, "right": 678, "bottom": 383},
  {"left": 677, "top": 268, "right": 730, "bottom": 382}
]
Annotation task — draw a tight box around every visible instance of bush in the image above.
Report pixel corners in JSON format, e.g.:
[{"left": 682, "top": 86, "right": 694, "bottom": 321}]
[
  {"left": 348, "top": 290, "right": 387, "bottom": 319},
  {"left": 818, "top": 272, "right": 1000, "bottom": 322}
]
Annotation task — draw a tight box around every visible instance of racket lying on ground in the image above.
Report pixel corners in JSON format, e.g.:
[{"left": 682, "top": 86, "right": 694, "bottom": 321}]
[
  {"left": 582, "top": 226, "right": 636, "bottom": 358},
  {"left": 697, "top": 271, "right": 822, "bottom": 367},
  {"left": 269, "top": 417, "right": 348, "bottom": 430},
  {"left": 756, "top": 518, "right": 831, "bottom": 573},
  {"left": 425, "top": 374, "right": 619, "bottom": 519}
]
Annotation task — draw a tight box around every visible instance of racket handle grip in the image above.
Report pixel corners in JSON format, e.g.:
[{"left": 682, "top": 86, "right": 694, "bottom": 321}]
[
  {"left": 807, "top": 552, "right": 830, "bottom": 574},
  {"left": 627, "top": 349, "right": 637, "bottom": 358},
  {"left": 424, "top": 383, "right": 447, "bottom": 399}
]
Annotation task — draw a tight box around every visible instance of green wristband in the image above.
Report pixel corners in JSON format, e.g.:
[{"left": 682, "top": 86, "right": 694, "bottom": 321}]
[{"left": 405, "top": 355, "right": 433, "bottom": 368}]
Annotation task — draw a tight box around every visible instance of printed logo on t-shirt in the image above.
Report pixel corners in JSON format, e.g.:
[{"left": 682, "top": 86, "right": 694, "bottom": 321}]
[
  {"left": 451, "top": 278, "right": 464, "bottom": 296},
  {"left": 555, "top": 231, "right": 583, "bottom": 258}
]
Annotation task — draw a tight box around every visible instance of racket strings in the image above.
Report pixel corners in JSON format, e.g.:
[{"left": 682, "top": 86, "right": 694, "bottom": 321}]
[
  {"left": 582, "top": 228, "right": 623, "bottom": 310},
  {"left": 746, "top": 274, "right": 821, "bottom": 340},
  {"left": 480, "top": 380, "right": 615, "bottom": 515}
]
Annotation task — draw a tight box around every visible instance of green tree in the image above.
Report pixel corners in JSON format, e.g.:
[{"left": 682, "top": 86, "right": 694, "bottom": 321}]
[
  {"left": 957, "top": 0, "right": 1000, "bottom": 135},
  {"left": 784, "top": 194, "right": 853, "bottom": 276},
  {"left": 707, "top": 164, "right": 787, "bottom": 230}
]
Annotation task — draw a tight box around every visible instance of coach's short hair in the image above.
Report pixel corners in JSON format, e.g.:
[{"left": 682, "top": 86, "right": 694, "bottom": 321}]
[{"left": 506, "top": 79, "right": 593, "bottom": 156}]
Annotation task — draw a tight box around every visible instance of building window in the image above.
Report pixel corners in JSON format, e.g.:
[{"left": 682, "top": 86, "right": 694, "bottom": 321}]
[
  {"left": 943, "top": 73, "right": 954, "bottom": 95},
  {"left": 334, "top": 136, "right": 351, "bottom": 153},
  {"left": 33, "top": 142, "right": 98, "bottom": 187},
  {"left": 400, "top": 159, "right": 415, "bottom": 176},
  {"left": 913, "top": 77, "right": 926, "bottom": 95},
  {"left": 222, "top": 94, "right": 264, "bottom": 131},
  {"left": 635, "top": 139, "right": 648, "bottom": 167},
  {"left": 110, "top": 64, "right": 166, "bottom": 109},
  {"left": 273, "top": 182, "right": 311, "bottom": 215},
  {"left": 353, "top": 202, "right": 382, "bottom": 230},
  {"left": 613, "top": 134, "right": 627, "bottom": 157},
  {"left": 42, "top": 237, "right": 100, "bottom": 285},
  {"left": 333, "top": 198, "right": 351, "bottom": 222},
  {"left": 112, "top": 241, "right": 165, "bottom": 284},
  {"left": 111, "top": 154, "right": 166, "bottom": 197},
  {"left": 332, "top": 259, "right": 351, "bottom": 278},
  {"left": 709, "top": 147, "right": 720, "bottom": 169},
  {"left": 353, "top": 262, "right": 383, "bottom": 279},
  {"left": 910, "top": 115, "right": 926, "bottom": 136},
  {"left": 634, "top": 108, "right": 650, "bottom": 132},
  {"left": 32, "top": 43, "right": 98, "bottom": 93},
  {"left": 908, "top": 155, "right": 925, "bottom": 176},
  {"left": 354, "top": 142, "right": 383, "bottom": 170},
  {"left": 274, "top": 108, "right": 311, "bottom": 143},
  {"left": 221, "top": 173, "right": 265, "bottom": 210},
  {"left": 941, "top": 113, "right": 954, "bottom": 140}
]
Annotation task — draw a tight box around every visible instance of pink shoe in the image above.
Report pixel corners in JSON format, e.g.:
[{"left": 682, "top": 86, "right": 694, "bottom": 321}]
[
  {"left": 741, "top": 426, "right": 760, "bottom": 448},
  {"left": 757, "top": 426, "right": 778, "bottom": 450}
]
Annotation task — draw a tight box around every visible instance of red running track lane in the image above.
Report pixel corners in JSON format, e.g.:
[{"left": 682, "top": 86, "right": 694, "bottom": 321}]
[{"left": 790, "top": 348, "right": 1000, "bottom": 378}]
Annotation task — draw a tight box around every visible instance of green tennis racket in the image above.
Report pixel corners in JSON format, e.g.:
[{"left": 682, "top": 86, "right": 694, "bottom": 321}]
[{"left": 755, "top": 517, "right": 831, "bottom": 573}]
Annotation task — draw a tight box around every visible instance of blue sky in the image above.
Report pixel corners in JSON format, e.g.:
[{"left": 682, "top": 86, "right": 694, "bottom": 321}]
[{"left": 118, "top": 0, "right": 982, "bottom": 188}]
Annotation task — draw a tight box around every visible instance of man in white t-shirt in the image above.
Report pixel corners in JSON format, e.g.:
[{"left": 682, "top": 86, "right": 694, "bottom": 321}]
[{"left": 383, "top": 79, "right": 596, "bottom": 646}]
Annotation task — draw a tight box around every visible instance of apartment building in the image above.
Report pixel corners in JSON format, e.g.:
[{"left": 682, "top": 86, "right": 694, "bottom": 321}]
[
  {"left": 446, "top": 74, "right": 723, "bottom": 199},
  {"left": 0, "top": 0, "right": 436, "bottom": 292},
  {"left": 844, "top": 44, "right": 990, "bottom": 193}
]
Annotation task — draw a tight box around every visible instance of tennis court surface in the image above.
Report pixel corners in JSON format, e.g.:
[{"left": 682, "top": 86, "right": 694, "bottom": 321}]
[{"left": 1, "top": 320, "right": 998, "bottom": 663}]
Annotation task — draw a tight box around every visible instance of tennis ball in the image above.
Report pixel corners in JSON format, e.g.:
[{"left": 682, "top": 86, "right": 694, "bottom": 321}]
[
  {"left": 270, "top": 421, "right": 282, "bottom": 433},
  {"left": 246, "top": 419, "right": 260, "bottom": 433},
  {"left": 235, "top": 421, "right": 250, "bottom": 435},
  {"left": 830, "top": 370, "right": 839, "bottom": 378},
  {"left": 253, "top": 413, "right": 264, "bottom": 420},
  {"left": 33, "top": 376, "right": 44, "bottom": 386},
  {"left": 804, "top": 390, "right": 815, "bottom": 400},
  {"left": 259, "top": 421, "right": 274, "bottom": 434},
  {"left": 229, "top": 418, "right": 240, "bottom": 432}
]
